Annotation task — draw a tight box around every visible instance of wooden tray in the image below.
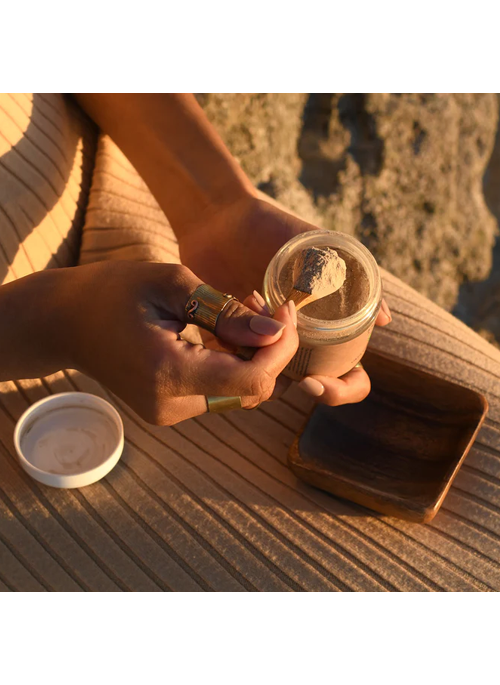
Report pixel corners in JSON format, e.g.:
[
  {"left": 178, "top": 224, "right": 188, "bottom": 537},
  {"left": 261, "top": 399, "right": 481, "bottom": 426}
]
[{"left": 288, "top": 350, "right": 488, "bottom": 522}]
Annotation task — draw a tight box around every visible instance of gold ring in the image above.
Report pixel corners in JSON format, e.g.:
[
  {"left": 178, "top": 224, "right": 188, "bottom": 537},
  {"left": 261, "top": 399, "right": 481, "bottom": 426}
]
[
  {"left": 206, "top": 396, "right": 242, "bottom": 413},
  {"left": 185, "top": 284, "right": 238, "bottom": 334}
]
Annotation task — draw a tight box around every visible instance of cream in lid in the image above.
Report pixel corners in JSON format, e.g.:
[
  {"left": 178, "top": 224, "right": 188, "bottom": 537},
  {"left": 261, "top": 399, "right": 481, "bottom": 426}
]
[{"left": 14, "top": 392, "right": 124, "bottom": 489}]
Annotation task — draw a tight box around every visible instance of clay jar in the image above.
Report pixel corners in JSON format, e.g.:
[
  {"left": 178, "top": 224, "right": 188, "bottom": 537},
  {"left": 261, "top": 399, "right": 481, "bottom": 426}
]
[{"left": 263, "top": 229, "right": 382, "bottom": 381}]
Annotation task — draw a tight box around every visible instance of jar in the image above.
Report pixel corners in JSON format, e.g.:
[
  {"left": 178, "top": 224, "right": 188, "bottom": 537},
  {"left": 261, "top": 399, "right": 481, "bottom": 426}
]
[{"left": 262, "top": 229, "right": 382, "bottom": 381}]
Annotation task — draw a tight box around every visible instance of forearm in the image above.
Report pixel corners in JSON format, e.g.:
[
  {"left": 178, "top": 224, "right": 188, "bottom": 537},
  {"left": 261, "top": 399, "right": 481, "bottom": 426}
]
[
  {"left": 0, "top": 270, "right": 74, "bottom": 381},
  {"left": 73, "top": 93, "right": 256, "bottom": 236}
]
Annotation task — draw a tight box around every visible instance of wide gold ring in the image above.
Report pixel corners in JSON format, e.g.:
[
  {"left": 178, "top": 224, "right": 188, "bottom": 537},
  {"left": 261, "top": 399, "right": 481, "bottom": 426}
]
[
  {"left": 206, "top": 396, "right": 242, "bottom": 413},
  {"left": 185, "top": 284, "right": 238, "bottom": 334}
]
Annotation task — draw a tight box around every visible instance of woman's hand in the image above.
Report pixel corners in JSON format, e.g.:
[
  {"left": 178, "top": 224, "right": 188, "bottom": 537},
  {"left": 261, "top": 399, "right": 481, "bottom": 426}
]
[
  {"left": 65, "top": 261, "right": 298, "bottom": 424},
  {"left": 178, "top": 194, "right": 392, "bottom": 408},
  {"left": 0, "top": 262, "right": 298, "bottom": 425},
  {"left": 177, "top": 194, "right": 313, "bottom": 301},
  {"left": 72, "top": 95, "right": 390, "bottom": 412}
]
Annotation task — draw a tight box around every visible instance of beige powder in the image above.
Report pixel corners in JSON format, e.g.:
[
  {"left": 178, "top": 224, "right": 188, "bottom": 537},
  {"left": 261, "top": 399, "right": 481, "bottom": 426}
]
[
  {"left": 280, "top": 248, "right": 370, "bottom": 321},
  {"left": 293, "top": 246, "right": 346, "bottom": 299}
]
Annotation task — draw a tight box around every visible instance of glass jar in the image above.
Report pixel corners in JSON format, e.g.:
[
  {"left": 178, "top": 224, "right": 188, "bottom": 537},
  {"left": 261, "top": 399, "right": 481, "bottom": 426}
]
[{"left": 263, "top": 229, "right": 382, "bottom": 381}]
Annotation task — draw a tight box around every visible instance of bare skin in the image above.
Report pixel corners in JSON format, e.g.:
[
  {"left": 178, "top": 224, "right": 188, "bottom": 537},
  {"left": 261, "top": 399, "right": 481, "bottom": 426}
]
[
  {"left": 0, "top": 262, "right": 298, "bottom": 424},
  {"left": 0, "top": 94, "right": 391, "bottom": 424},
  {"left": 74, "top": 94, "right": 391, "bottom": 406}
]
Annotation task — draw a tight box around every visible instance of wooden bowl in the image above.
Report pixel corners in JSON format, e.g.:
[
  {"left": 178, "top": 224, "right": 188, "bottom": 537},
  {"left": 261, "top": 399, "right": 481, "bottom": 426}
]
[{"left": 288, "top": 350, "right": 488, "bottom": 522}]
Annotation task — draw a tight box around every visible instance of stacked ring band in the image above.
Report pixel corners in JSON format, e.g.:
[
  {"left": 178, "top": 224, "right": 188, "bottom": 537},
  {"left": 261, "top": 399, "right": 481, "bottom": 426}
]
[{"left": 185, "top": 284, "right": 238, "bottom": 334}]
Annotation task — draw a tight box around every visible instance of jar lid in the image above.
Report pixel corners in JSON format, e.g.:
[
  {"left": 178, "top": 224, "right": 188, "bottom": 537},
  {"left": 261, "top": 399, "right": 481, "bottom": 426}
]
[{"left": 14, "top": 392, "right": 124, "bottom": 489}]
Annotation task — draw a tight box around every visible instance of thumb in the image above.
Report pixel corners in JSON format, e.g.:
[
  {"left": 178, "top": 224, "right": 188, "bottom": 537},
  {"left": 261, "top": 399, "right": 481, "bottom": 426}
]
[
  {"left": 171, "top": 268, "right": 286, "bottom": 348},
  {"left": 152, "top": 264, "right": 285, "bottom": 347},
  {"left": 214, "top": 295, "right": 286, "bottom": 347}
]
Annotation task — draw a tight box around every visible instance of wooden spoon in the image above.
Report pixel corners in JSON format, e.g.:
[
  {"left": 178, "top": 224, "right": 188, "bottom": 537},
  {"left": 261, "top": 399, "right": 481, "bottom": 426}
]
[{"left": 237, "top": 246, "right": 347, "bottom": 360}]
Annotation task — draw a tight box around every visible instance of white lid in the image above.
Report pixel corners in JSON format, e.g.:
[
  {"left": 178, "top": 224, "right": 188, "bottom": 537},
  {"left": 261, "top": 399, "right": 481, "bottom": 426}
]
[{"left": 14, "top": 392, "right": 124, "bottom": 489}]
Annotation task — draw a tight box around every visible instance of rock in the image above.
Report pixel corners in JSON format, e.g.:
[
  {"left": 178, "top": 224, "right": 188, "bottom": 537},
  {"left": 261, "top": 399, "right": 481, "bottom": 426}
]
[
  {"left": 352, "top": 93, "right": 498, "bottom": 310},
  {"left": 199, "top": 93, "right": 499, "bottom": 311},
  {"left": 453, "top": 94, "right": 500, "bottom": 338},
  {"left": 197, "top": 93, "right": 323, "bottom": 226}
]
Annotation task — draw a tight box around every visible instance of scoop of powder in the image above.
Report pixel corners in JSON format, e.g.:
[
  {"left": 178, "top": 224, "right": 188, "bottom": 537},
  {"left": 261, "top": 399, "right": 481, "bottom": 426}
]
[
  {"left": 278, "top": 248, "right": 370, "bottom": 323},
  {"left": 292, "top": 246, "right": 347, "bottom": 299}
]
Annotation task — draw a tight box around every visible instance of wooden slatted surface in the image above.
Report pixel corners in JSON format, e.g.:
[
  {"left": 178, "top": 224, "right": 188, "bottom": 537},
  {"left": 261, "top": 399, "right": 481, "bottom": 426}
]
[{"left": 1, "top": 95, "right": 500, "bottom": 591}]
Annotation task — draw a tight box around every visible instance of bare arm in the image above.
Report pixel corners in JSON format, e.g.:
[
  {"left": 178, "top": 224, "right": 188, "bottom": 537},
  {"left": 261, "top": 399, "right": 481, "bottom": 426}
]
[
  {"left": 0, "top": 93, "right": 388, "bottom": 416},
  {"left": 0, "top": 260, "right": 295, "bottom": 422},
  {"left": 73, "top": 93, "right": 392, "bottom": 408},
  {"left": 73, "top": 93, "right": 256, "bottom": 236},
  {"left": 0, "top": 269, "right": 74, "bottom": 381},
  {"left": 0, "top": 95, "right": 297, "bottom": 421}
]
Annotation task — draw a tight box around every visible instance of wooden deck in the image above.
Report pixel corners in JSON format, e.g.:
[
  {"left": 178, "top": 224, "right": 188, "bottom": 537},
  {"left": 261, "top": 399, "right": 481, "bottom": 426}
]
[{"left": 1, "top": 94, "right": 500, "bottom": 591}]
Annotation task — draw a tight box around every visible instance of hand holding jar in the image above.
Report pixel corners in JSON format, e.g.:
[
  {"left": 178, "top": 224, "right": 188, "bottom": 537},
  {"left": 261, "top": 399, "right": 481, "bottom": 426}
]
[{"left": 261, "top": 229, "right": 392, "bottom": 406}]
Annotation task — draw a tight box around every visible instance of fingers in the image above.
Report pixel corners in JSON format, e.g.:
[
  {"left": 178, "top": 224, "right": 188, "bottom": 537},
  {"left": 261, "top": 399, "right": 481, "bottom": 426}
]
[
  {"left": 250, "top": 301, "right": 298, "bottom": 378},
  {"left": 149, "top": 394, "right": 255, "bottom": 425},
  {"left": 376, "top": 298, "right": 392, "bottom": 327},
  {"left": 243, "top": 290, "right": 271, "bottom": 316},
  {"left": 152, "top": 264, "right": 285, "bottom": 349},
  {"left": 147, "top": 391, "right": 269, "bottom": 427},
  {"left": 245, "top": 291, "right": 387, "bottom": 404},
  {"left": 151, "top": 394, "right": 208, "bottom": 425},
  {"left": 201, "top": 290, "right": 270, "bottom": 352},
  {"left": 166, "top": 301, "right": 298, "bottom": 402},
  {"left": 298, "top": 364, "right": 371, "bottom": 406},
  {"left": 150, "top": 303, "right": 298, "bottom": 422},
  {"left": 247, "top": 291, "right": 392, "bottom": 329},
  {"left": 156, "top": 392, "right": 270, "bottom": 425},
  {"left": 214, "top": 297, "right": 285, "bottom": 347}
]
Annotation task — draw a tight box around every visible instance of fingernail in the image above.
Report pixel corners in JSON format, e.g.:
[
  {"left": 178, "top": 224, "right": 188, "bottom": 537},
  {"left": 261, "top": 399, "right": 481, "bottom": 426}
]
[
  {"left": 381, "top": 299, "right": 392, "bottom": 323},
  {"left": 288, "top": 300, "right": 297, "bottom": 327},
  {"left": 249, "top": 315, "right": 286, "bottom": 336},
  {"left": 253, "top": 290, "right": 268, "bottom": 310},
  {"left": 298, "top": 377, "right": 325, "bottom": 397}
]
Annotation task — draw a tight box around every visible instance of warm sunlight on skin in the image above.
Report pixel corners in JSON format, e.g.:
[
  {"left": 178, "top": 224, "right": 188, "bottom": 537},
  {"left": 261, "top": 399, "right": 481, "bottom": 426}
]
[{"left": 0, "top": 93, "right": 391, "bottom": 424}]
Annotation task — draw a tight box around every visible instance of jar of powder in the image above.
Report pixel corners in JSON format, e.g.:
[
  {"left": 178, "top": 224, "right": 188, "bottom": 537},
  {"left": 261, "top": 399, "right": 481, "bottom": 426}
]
[{"left": 263, "top": 229, "right": 382, "bottom": 381}]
